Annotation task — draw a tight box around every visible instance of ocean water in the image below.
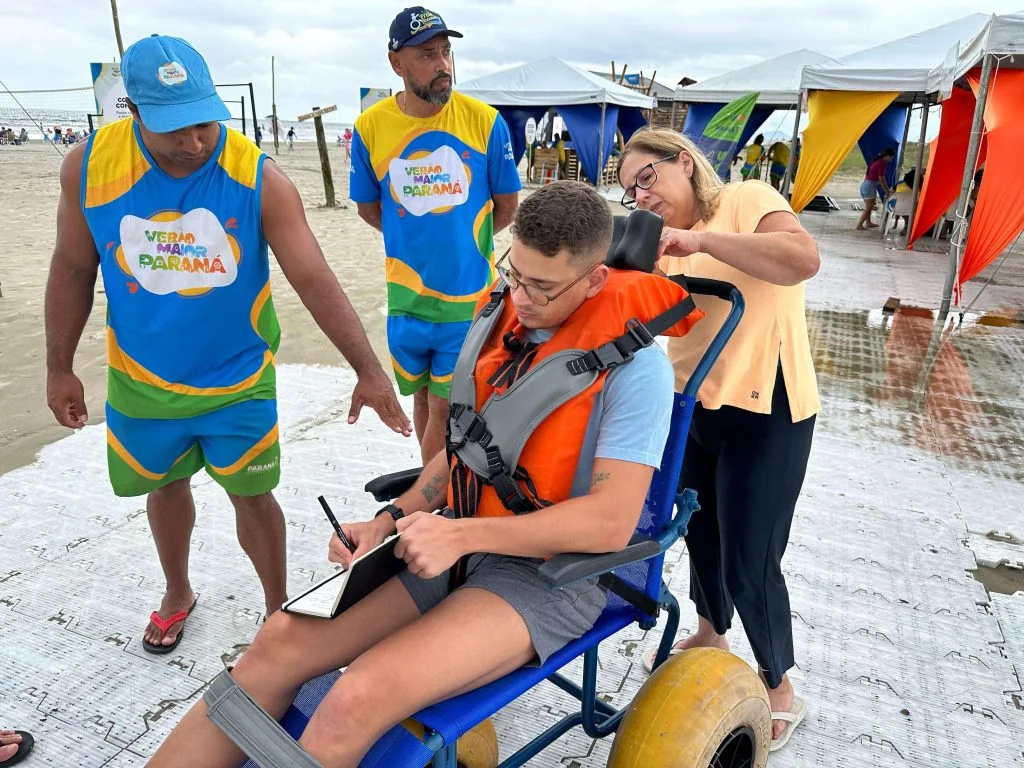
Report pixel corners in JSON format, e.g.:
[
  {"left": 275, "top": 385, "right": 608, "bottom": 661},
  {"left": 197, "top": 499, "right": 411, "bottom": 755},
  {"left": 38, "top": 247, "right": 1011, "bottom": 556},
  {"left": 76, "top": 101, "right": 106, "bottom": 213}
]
[{"left": 0, "top": 93, "right": 350, "bottom": 142}]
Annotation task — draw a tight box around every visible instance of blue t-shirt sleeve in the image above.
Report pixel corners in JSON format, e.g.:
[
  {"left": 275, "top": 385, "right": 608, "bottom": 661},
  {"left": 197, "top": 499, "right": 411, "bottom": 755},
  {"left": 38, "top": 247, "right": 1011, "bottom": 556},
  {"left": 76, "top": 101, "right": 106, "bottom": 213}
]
[
  {"left": 594, "top": 346, "right": 675, "bottom": 467},
  {"left": 348, "top": 128, "right": 380, "bottom": 203},
  {"left": 486, "top": 115, "right": 523, "bottom": 196}
]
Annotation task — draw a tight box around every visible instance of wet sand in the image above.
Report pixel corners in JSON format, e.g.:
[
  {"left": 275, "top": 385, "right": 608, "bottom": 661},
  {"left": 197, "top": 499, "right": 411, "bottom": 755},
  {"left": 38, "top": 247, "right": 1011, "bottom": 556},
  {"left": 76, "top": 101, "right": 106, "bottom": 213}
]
[{"left": 0, "top": 141, "right": 514, "bottom": 475}]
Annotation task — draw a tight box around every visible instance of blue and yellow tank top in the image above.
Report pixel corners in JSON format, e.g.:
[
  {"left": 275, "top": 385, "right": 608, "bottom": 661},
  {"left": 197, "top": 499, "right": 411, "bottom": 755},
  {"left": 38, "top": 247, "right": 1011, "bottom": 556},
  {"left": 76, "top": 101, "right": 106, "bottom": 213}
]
[
  {"left": 349, "top": 92, "right": 522, "bottom": 324},
  {"left": 81, "top": 117, "right": 279, "bottom": 419}
]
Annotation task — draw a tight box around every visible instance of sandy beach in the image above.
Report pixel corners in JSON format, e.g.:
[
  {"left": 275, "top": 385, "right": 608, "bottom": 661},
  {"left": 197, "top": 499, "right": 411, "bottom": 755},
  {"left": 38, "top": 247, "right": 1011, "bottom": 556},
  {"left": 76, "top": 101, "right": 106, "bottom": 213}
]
[{"left": 0, "top": 140, "right": 516, "bottom": 475}]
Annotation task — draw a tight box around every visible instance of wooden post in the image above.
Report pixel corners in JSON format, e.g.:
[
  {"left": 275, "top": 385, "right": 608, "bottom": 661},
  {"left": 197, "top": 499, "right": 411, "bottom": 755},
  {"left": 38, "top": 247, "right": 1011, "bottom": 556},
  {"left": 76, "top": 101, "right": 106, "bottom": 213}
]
[
  {"left": 647, "top": 70, "right": 657, "bottom": 95},
  {"left": 271, "top": 56, "right": 279, "bottom": 155},
  {"left": 299, "top": 105, "right": 339, "bottom": 207},
  {"left": 110, "top": 0, "right": 124, "bottom": 57},
  {"left": 314, "top": 112, "right": 335, "bottom": 207},
  {"left": 241, "top": 95, "right": 246, "bottom": 136},
  {"left": 618, "top": 65, "right": 628, "bottom": 85},
  {"left": 611, "top": 61, "right": 616, "bottom": 81}
]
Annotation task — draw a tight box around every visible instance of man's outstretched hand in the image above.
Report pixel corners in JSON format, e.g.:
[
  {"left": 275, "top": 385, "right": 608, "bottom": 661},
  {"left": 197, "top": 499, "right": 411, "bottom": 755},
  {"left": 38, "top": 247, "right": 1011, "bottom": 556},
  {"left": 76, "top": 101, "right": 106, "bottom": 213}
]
[{"left": 348, "top": 368, "right": 412, "bottom": 436}]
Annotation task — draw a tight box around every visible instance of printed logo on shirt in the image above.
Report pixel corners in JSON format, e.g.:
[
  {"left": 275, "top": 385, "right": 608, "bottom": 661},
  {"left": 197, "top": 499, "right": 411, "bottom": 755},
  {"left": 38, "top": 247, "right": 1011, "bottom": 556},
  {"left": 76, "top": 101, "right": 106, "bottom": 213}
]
[
  {"left": 116, "top": 208, "right": 240, "bottom": 296},
  {"left": 388, "top": 145, "right": 469, "bottom": 217}
]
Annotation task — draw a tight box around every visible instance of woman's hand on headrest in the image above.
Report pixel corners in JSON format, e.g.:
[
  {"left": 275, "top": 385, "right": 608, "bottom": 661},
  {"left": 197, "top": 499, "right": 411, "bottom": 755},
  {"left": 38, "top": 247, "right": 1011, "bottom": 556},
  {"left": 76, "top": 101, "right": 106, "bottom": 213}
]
[{"left": 658, "top": 227, "right": 704, "bottom": 261}]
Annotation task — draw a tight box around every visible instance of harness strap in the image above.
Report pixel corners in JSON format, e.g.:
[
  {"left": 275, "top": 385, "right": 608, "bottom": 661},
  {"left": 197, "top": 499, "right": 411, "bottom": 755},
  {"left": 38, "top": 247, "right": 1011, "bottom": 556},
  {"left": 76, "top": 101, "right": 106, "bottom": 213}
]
[{"left": 566, "top": 288, "right": 697, "bottom": 376}]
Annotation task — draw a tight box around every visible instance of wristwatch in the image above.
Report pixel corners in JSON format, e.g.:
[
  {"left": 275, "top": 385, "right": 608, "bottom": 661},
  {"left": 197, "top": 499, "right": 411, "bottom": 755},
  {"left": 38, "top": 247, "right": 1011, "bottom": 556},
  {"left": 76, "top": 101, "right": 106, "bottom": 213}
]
[{"left": 375, "top": 503, "right": 404, "bottom": 524}]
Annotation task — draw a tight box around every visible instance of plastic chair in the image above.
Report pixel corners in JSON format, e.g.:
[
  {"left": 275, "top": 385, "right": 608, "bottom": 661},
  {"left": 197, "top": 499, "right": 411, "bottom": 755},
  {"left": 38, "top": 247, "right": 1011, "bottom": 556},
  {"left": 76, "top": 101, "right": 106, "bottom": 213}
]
[
  {"left": 209, "top": 223, "right": 746, "bottom": 768},
  {"left": 882, "top": 190, "right": 914, "bottom": 236}
]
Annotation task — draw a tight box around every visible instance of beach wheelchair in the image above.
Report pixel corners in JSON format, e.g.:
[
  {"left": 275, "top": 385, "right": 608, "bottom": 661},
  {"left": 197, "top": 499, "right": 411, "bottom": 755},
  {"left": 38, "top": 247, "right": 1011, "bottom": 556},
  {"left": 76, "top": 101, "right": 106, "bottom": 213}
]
[{"left": 206, "top": 210, "right": 770, "bottom": 767}]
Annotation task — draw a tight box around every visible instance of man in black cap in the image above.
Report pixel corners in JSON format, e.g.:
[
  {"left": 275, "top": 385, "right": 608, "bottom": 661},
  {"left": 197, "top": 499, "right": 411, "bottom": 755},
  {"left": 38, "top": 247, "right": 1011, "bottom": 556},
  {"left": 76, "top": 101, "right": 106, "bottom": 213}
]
[{"left": 351, "top": 6, "right": 521, "bottom": 466}]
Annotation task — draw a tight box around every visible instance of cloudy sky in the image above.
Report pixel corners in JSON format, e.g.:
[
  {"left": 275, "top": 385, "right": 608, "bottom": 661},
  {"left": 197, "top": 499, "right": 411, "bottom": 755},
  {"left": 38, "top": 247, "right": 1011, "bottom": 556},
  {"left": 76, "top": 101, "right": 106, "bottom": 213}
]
[{"left": 3, "top": 1, "right": 1021, "bottom": 123}]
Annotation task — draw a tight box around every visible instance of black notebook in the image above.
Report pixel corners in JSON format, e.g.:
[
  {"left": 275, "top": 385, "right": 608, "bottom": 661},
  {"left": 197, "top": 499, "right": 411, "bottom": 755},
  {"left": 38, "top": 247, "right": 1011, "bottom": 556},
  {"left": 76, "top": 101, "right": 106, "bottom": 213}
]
[{"left": 282, "top": 534, "right": 407, "bottom": 619}]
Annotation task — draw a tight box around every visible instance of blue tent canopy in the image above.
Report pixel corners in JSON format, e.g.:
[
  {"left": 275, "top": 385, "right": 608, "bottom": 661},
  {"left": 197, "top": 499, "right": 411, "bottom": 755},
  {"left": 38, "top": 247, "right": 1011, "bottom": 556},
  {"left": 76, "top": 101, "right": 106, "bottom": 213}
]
[{"left": 459, "top": 57, "right": 658, "bottom": 185}]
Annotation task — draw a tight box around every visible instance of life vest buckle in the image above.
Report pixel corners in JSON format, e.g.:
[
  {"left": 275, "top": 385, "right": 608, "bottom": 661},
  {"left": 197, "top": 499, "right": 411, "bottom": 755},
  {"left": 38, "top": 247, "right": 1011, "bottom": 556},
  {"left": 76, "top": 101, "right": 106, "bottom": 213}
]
[
  {"left": 625, "top": 318, "right": 655, "bottom": 348},
  {"left": 480, "top": 282, "right": 509, "bottom": 317},
  {"left": 449, "top": 404, "right": 492, "bottom": 449}
]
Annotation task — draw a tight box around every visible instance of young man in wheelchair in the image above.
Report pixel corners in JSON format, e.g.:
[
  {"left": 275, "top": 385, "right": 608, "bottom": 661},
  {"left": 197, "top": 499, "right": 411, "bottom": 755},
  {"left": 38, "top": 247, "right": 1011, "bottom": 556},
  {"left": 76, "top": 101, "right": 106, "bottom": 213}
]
[{"left": 147, "top": 181, "right": 702, "bottom": 768}]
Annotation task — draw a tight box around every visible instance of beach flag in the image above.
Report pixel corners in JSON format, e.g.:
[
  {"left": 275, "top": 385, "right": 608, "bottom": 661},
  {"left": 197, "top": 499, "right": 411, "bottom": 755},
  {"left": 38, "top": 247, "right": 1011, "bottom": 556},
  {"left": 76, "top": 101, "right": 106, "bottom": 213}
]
[{"left": 695, "top": 91, "right": 760, "bottom": 179}]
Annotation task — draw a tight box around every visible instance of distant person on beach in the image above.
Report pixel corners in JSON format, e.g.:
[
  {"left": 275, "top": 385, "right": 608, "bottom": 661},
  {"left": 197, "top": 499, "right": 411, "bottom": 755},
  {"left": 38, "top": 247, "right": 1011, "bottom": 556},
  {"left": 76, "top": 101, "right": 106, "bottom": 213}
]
[
  {"left": 19, "top": 128, "right": 29, "bottom": 144},
  {"left": 255, "top": 124, "right": 262, "bottom": 145},
  {"left": 286, "top": 126, "right": 295, "bottom": 150},
  {"left": 739, "top": 133, "right": 764, "bottom": 180},
  {"left": 619, "top": 128, "right": 820, "bottom": 753},
  {"left": 350, "top": 6, "right": 521, "bottom": 463},
  {"left": 856, "top": 147, "right": 895, "bottom": 230},
  {"left": 45, "top": 34, "right": 410, "bottom": 655},
  {"left": 767, "top": 140, "right": 790, "bottom": 191},
  {"left": 343, "top": 126, "right": 352, "bottom": 164}
]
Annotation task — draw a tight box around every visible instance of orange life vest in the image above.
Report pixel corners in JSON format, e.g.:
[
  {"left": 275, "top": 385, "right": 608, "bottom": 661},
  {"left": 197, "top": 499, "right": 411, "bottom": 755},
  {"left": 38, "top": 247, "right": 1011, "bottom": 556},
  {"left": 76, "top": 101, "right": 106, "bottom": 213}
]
[{"left": 446, "top": 269, "right": 704, "bottom": 525}]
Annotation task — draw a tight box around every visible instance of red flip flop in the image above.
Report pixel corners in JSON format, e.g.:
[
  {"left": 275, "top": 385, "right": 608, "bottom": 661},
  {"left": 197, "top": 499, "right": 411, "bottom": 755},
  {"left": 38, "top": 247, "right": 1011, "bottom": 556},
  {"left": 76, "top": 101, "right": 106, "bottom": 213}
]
[{"left": 142, "top": 596, "right": 198, "bottom": 655}]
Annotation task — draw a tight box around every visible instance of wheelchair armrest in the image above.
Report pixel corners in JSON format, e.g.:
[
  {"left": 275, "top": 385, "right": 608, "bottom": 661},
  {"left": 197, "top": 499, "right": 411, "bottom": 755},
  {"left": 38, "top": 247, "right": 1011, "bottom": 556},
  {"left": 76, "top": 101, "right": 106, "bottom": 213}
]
[
  {"left": 364, "top": 467, "right": 423, "bottom": 502},
  {"left": 537, "top": 533, "right": 662, "bottom": 589}
]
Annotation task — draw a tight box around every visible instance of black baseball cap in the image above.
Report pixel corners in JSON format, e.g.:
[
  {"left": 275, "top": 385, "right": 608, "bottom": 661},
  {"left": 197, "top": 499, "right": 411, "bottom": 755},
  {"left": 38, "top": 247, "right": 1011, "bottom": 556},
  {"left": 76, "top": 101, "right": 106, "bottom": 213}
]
[{"left": 389, "top": 7, "right": 463, "bottom": 52}]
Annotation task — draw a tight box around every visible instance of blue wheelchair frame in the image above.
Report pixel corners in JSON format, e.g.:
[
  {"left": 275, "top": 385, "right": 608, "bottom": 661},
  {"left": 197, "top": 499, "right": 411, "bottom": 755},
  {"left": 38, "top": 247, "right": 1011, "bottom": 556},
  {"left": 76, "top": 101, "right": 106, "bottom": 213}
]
[{"left": 226, "top": 278, "right": 743, "bottom": 768}]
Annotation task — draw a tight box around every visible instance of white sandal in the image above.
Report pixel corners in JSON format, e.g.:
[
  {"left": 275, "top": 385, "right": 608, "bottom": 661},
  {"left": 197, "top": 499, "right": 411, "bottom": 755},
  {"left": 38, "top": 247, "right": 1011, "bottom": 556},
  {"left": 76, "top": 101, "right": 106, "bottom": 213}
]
[
  {"left": 769, "top": 695, "right": 807, "bottom": 752},
  {"left": 640, "top": 645, "right": 684, "bottom": 674}
]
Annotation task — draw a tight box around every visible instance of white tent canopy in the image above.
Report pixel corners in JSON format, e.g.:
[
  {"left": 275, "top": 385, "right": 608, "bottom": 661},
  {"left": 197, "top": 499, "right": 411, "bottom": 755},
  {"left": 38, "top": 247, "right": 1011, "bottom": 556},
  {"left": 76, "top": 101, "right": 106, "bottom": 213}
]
[
  {"left": 674, "top": 49, "right": 838, "bottom": 107},
  {"left": 800, "top": 13, "right": 991, "bottom": 94},
  {"left": 954, "top": 11, "right": 1024, "bottom": 78},
  {"left": 457, "top": 58, "right": 656, "bottom": 109}
]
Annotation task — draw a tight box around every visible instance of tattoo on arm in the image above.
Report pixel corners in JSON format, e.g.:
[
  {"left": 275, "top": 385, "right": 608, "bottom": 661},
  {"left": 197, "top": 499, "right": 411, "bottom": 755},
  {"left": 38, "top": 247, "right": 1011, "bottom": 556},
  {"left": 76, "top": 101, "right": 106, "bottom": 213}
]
[
  {"left": 590, "top": 471, "right": 611, "bottom": 490},
  {"left": 420, "top": 472, "right": 446, "bottom": 504}
]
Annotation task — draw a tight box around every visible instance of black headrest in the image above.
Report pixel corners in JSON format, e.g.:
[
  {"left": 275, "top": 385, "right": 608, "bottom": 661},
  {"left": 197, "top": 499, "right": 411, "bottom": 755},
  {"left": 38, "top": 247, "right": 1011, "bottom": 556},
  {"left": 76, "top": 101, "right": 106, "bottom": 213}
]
[{"left": 605, "top": 209, "right": 664, "bottom": 273}]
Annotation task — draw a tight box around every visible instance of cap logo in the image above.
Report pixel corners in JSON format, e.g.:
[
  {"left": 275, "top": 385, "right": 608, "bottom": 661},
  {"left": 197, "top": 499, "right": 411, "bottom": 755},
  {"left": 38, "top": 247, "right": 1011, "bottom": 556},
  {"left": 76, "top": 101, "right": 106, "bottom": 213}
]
[
  {"left": 409, "top": 10, "right": 442, "bottom": 33},
  {"left": 392, "top": 37, "right": 401, "bottom": 51},
  {"left": 157, "top": 61, "right": 188, "bottom": 87}
]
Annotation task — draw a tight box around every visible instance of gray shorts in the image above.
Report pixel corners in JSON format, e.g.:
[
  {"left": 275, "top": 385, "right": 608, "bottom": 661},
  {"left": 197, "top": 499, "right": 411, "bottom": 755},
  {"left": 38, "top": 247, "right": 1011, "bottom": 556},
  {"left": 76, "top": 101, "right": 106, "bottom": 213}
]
[{"left": 398, "top": 553, "right": 607, "bottom": 665}]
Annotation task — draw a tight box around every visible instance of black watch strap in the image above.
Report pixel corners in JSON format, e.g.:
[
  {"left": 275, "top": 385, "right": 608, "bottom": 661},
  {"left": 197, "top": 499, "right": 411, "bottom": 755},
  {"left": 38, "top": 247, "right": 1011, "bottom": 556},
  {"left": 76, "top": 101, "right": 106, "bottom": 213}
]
[{"left": 375, "top": 503, "right": 404, "bottom": 522}]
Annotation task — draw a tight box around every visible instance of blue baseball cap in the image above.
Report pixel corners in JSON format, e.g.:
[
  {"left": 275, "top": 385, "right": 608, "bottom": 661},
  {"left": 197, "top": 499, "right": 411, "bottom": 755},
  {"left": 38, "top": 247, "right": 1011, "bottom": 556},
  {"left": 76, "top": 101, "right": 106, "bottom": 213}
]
[
  {"left": 389, "top": 7, "right": 462, "bottom": 52},
  {"left": 121, "top": 34, "right": 231, "bottom": 133}
]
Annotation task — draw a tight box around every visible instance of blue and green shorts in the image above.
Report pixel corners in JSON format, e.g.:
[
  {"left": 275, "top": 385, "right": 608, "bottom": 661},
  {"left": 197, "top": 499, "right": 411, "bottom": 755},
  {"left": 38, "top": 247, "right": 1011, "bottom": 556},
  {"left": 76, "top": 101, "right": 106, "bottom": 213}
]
[
  {"left": 387, "top": 315, "right": 472, "bottom": 398},
  {"left": 105, "top": 397, "right": 280, "bottom": 497}
]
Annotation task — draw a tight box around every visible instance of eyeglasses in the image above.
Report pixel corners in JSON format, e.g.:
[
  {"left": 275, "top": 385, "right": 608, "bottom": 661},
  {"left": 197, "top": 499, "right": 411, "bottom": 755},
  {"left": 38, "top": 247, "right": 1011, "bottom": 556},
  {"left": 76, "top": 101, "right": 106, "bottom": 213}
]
[
  {"left": 621, "top": 155, "right": 677, "bottom": 210},
  {"left": 494, "top": 247, "right": 599, "bottom": 306}
]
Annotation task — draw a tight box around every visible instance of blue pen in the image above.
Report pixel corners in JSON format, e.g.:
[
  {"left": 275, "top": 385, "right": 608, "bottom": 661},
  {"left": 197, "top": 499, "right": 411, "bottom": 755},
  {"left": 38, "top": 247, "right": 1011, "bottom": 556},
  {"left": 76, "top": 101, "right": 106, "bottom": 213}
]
[{"left": 318, "top": 495, "right": 356, "bottom": 554}]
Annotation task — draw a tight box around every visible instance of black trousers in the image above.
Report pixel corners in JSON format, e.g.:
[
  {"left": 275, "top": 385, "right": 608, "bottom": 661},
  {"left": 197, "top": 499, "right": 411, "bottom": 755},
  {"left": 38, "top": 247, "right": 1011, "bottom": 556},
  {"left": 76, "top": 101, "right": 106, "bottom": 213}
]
[{"left": 681, "top": 367, "right": 815, "bottom": 689}]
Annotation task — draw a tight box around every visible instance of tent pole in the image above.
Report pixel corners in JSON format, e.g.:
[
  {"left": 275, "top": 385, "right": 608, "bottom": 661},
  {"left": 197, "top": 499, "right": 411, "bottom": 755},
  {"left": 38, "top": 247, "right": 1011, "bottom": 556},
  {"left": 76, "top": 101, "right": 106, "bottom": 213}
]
[
  {"left": 938, "top": 53, "right": 993, "bottom": 321},
  {"left": 903, "top": 98, "right": 931, "bottom": 252},
  {"left": 597, "top": 101, "right": 607, "bottom": 188},
  {"left": 892, "top": 102, "right": 914, "bottom": 188},
  {"left": 781, "top": 105, "right": 800, "bottom": 198}
]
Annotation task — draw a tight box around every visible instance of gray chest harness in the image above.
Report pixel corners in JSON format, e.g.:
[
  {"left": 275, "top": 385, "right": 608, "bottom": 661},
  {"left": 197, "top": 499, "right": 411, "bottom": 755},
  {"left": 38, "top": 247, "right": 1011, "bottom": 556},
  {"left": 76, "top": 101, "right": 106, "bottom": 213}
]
[{"left": 446, "top": 277, "right": 696, "bottom": 517}]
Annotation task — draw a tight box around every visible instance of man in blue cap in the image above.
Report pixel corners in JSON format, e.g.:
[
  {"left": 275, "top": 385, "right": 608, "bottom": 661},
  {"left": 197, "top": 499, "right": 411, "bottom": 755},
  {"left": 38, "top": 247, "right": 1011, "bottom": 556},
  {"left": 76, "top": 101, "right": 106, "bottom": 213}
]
[
  {"left": 351, "top": 7, "right": 521, "bottom": 465},
  {"left": 44, "top": 34, "right": 412, "bottom": 654}
]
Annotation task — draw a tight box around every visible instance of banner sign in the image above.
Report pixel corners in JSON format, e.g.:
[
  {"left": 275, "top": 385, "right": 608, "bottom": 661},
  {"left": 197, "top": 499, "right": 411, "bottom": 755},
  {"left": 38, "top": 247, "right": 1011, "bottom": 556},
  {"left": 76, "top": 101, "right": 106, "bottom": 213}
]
[
  {"left": 91, "top": 62, "right": 130, "bottom": 126},
  {"left": 696, "top": 91, "right": 760, "bottom": 179},
  {"left": 360, "top": 87, "right": 392, "bottom": 113}
]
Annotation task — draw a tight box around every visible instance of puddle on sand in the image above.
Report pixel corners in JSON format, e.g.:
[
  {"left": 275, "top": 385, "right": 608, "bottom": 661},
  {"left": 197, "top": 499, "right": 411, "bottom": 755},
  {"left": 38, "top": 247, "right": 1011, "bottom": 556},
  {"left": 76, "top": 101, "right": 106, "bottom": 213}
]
[
  {"left": 971, "top": 564, "right": 1024, "bottom": 596},
  {"left": 806, "top": 305, "right": 1024, "bottom": 482}
]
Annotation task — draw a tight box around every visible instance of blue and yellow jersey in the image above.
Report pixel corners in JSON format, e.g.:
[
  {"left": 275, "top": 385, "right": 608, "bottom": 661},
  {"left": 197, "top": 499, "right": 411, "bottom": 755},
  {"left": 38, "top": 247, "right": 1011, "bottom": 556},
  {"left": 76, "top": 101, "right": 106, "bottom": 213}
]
[
  {"left": 350, "top": 92, "right": 522, "bottom": 324},
  {"left": 81, "top": 118, "right": 279, "bottom": 419}
]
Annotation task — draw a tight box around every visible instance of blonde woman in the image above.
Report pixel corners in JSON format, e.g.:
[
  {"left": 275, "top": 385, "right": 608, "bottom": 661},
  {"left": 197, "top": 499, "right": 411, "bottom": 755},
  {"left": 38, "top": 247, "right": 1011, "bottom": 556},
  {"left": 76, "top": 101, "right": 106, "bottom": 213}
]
[{"left": 618, "top": 128, "right": 820, "bottom": 752}]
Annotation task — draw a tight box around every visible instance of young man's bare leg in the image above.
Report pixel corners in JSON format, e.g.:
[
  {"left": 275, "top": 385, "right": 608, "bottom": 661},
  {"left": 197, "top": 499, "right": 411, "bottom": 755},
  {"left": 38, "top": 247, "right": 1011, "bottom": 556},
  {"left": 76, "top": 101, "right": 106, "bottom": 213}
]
[
  {"left": 300, "top": 587, "right": 535, "bottom": 767},
  {"left": 412, "top": 388, "right": 429, "bottom": 454},
  {"left": 229, "top": 491, "right": 288, "bottom": 617},
  {"left": 147, "top": 576, "right": 423, "bottom": 768},
  {"left": 416, "top": 390, "right": 449, "bottom": 465},
  {"left": 144, "top": 478, "right": 199, "bottom": 648}
]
